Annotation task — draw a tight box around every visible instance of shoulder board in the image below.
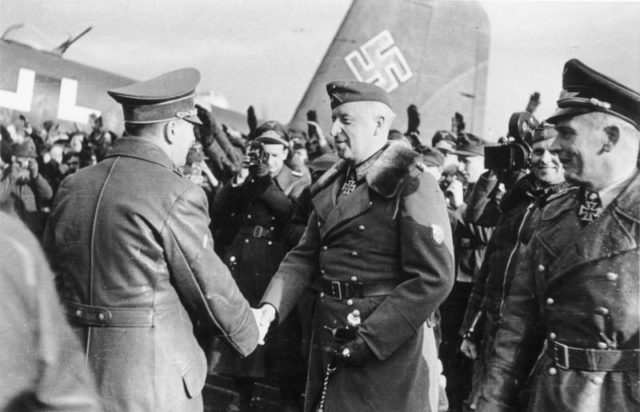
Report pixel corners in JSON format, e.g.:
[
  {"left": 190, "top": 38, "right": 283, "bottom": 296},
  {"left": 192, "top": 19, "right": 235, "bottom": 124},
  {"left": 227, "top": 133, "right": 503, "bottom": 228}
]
[{"left": 291, "top": 170, "right": 303, "bottom": 177}]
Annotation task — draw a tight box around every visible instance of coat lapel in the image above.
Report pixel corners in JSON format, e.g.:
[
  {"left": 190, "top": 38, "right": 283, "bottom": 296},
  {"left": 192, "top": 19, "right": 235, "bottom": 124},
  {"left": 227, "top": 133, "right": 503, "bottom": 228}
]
[
  {"left": 312, "top": 178, "right": 341, "bottom": 222},
  {"left": 321, "top": 182, "right": 371, "bottom": 238},
  {"left": 548, "top": 173, "right": 640, "bottom": 283}
]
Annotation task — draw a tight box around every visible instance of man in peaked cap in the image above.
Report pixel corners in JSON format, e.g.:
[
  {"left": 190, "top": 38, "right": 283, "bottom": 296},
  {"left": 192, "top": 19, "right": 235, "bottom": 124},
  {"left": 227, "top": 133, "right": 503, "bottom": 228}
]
[
  {"left": 459, "top": 122, "right": 567, "bottom": 410},
  {"left": 257, "top": 80, "right": 454, "bottom": 411},
  {"left": 212, "top": 120, "right": 309, "bottom": 411},
  {"left": 477, "top": 59, "right": 640, "bottom": 412},
  {"left": 44, "top": 68, "right": 262, "bottom": 412}
]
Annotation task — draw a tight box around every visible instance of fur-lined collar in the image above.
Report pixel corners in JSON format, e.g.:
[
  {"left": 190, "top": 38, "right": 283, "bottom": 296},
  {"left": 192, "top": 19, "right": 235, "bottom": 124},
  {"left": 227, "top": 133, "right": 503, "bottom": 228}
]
[{"left": 310, "top": 142, "right": 420, "bottom": 198}]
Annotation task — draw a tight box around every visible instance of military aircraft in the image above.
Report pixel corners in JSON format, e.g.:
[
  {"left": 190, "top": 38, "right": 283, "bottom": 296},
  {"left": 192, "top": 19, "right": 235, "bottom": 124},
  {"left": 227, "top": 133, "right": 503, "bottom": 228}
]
[{"left": 0, "top": 0, "right": 489, "bottom": 141}]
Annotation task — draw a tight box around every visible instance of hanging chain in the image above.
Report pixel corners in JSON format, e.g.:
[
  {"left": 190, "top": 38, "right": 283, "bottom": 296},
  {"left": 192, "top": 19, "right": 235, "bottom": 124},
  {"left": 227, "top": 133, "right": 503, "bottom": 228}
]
[{"left": 317, "top": 362, "right": 337, "bottom": 412}]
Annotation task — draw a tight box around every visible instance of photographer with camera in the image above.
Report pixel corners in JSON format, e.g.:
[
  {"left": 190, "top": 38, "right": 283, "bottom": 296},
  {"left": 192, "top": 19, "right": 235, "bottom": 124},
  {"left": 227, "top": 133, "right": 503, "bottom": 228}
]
[
  {"left": 0, "top": 140, "right": 53, "bottom": 237},
  {"left": 212, "top": 120, "right": 310, "bottom": 411},
  {"left": 458, "top": 120, "right": 567, "bottom": 410}
]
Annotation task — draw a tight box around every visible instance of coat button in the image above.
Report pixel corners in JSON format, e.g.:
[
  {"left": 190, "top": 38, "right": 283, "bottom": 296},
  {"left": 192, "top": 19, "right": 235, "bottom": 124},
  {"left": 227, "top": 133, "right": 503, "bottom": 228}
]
[
  {"left": 358, "top": 225, "right": 365, "bottom": 231},
  {"left": 351, "top": 251, "right": 358, "bottom": 257},
  {"left": 317, "top": 221, "right": 321, "bottom": 227},
  {"left": 546, "top": 297, "right": 554, "bottom": 305},
  {"left": 549, "top": 332, "right": 556, "bottom": 340},
  {"left": 351, "top": 276, "right": 358, "bottom": 282},
  {"left": 320, "top": 292, "right": 325, "bottom": 298},
  {"left": 321, "top": 269, "right": 326, "bottom": 275},
  {"left": 247, "top": 214, "right": 252, "bottom": 219},
  {"left": 538, "top": 264, "right": 545, "bottom": 272},
  {"left": 75, "top": 309, "right": 82, "bottom": 317},
  {"left": 244, "top": 238, "right": 249, "bottom": 243},
  {"left": 548, "top": 367, "right": 557, "bottom": 376},
  {"left": 272, "top": 216, "right": 276, "bottom": 221},
  {"left": 270, "top": 226, "right": 274, "bottom": 231},
  {"left": 229, "top": 256, "right": 236, "bottom": 263},
  {"left": 596, "top": 307, "right": 609, "bottom": 316},
  {"left": 605, "top": 272, "right": 618, "bottom": 281},
  {"left": 322, "top": 246, "right": 328, "bottom": 251},
  {"left": 591, "top": 376, "right": 604, "bottom": 385},
  {"left": 597, "top": 342, "right": 608, "bottom": 349},
  {"left": 346, "top": 299, "right": 353, "bottom": 306},
  {"left": 268, "top": 241, "right": 273, "bottom": 246},
  {"left": 98, "top": 313, "right": 105, "bottom": 321}
]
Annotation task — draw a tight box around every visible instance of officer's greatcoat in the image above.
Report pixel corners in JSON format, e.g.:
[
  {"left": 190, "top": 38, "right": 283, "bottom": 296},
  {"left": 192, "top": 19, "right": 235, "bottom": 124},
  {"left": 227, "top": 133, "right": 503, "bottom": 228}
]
[
  {"left": 262, "top": 143, "right": 455, "bottom": 412},
  {"left": 478, "top": 172, "right": 640, "bottom": 412},
  {"left": 44, "top": 137, "right": 259, "bottom": 412},
  {"left": 212, "top": 164, "right": 309, "bottom": 378}
]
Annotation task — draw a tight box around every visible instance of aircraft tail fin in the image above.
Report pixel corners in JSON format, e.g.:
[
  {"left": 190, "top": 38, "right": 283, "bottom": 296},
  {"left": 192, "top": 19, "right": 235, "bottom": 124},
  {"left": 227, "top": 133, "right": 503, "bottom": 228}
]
[{"left": 289, "top": 0, "right": 490, "bottom": 142}]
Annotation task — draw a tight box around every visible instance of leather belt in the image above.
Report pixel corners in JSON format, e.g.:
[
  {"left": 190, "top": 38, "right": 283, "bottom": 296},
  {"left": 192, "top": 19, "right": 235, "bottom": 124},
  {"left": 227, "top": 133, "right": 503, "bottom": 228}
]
[
  {"left": 65, "top": 301, "right": 154, "bottom": 328},
  {"left": 548, "top": 340, "right": 640, "bottom": 372},
  {"left": 239, "top": 225, "right": 274, "bottom": 239},
  {"left": 315, "top": 279, "right": 399, "bottom": 300}
]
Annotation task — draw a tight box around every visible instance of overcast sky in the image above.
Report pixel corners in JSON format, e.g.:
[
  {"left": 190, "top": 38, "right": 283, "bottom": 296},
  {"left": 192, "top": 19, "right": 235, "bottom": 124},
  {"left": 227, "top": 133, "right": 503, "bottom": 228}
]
[{"left": 1, "top": 0, "right": 640, "bottom": 140}]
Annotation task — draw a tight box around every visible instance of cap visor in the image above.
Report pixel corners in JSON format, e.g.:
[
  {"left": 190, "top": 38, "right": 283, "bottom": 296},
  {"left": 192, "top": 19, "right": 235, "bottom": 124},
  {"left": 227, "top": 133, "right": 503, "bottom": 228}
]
[
  {"left": 255, "top": 136, "right": 289, "bottom": 146},
  {"left": 546, "top": 107, "right": 592, "bottom": 124},
  {"left": 183, "top": 114, "right": 203, "bottom": 126}
]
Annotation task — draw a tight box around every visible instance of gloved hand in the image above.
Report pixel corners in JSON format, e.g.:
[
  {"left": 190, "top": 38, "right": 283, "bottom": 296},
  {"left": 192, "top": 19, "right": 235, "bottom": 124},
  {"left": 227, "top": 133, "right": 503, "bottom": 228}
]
[
  {"left": 334, "top": 334, "right": 375, "bottom": 367},
  {"left": 195, "top": 104, "right": 215, "bottom": 148}
]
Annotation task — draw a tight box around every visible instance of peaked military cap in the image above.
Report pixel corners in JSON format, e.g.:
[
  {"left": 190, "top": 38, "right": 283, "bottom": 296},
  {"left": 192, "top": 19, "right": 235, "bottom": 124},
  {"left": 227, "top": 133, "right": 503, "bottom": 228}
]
[
  {"left": 454, "top": 132, "right": 486, "bottom": 157},
  {"left": 252, "top": 121, "right": 290, "bottom": 146},
  {"left": 532, "top": 122, "right": 557, "bottom": 144},
  {"left": 431, "top": 130, "right": 458, "bottom": 153},
  {"left": 547, "top": 59, "right": 640, "bottom": 129},
  {"left": 108, "top": 68, "right": 202, "bottom": 125},
  {"left": 326, "top": 80, "right": 391, "bottom": 110},
  {"left": 421, "top": 146, "right": 445, "bottom": 167}
]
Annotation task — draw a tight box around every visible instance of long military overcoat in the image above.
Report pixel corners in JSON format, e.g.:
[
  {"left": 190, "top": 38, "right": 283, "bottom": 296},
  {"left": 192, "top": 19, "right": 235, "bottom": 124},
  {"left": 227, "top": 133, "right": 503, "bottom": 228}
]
[
  {"left": 44, "top": 137, "right": 259, "bottom": 412},
  {"left": 212, "top": 164, "right": 308, "bottom": 378},
  {"left": 262, "top": 143, "right": 455, "bottom": 411},
  {"left": 478, "top": 173, "right": 640, "bottom": 412}
]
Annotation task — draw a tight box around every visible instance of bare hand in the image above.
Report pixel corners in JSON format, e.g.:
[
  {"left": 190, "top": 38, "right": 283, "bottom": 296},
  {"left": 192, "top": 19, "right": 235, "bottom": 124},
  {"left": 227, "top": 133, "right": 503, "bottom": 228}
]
[
  {"left": 234, "top": 157, "right": 251, "bottom": 186},
  {"left": 446, "top": 179, "right": 464, "bottom": 209},
  {"left": 251, "top": 305, "right": 276, "bottom": 345}
]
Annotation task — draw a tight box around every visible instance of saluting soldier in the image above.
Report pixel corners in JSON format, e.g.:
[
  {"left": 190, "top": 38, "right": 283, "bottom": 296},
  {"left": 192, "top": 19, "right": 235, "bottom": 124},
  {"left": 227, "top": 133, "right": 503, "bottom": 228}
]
[
  {"left": 44, "top": 69, "right": 261, "bottom": 412},
  {"left": 477, "top": 59, "right": 640, "bottom": 411},
  {"left": 256, "top": 81, "right": 455, "bottom": 411},
  {"left": 212, "top": 120, "right": 310, "bottom": 411}
]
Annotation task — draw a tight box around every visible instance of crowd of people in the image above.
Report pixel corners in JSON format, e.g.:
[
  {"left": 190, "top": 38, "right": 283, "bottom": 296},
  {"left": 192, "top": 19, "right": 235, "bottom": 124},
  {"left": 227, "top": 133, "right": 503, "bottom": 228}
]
[{"left": 0, "top": 58, "right": 638, "bottom": 412}]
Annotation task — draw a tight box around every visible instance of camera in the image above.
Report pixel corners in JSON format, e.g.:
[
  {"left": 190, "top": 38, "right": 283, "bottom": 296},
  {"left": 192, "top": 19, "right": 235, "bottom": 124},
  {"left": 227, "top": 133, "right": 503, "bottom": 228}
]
[
  {"left": 246, "top": 141, "right": 268, "bottom": 167},
  {"left": 484, "top": 142, "right": 531, "bottom": 171},
  {"left": 484, "top": 111, "right": 538, "bottom": 172}
]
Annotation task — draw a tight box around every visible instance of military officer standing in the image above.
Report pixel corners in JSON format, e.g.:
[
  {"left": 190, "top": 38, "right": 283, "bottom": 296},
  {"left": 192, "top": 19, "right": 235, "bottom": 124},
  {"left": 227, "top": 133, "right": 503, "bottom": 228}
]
[
  {"left": 257, "top": 81, "right": 455, "bottom": 411},
  {"left": 212, "top": 120, "right": 309, "bottom": 411},
  {"left": 44, "top": 69, "right": 261, "bottom": 411},
  {"left": 477, "top": 59, "right": 640, "bottom": 411}
]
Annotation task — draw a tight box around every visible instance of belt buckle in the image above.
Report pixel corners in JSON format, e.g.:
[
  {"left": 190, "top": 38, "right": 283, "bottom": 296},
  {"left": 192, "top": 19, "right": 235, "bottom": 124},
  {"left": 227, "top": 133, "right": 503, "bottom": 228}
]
[
  {"left": 253, "top": 225, "right": 265, "bottom": 238},
  {"left": 330, "top": 281, "right": 342, "bottom": 300},
  {"left": 555, "top": 342, "right": 570, "bottom": 370}
]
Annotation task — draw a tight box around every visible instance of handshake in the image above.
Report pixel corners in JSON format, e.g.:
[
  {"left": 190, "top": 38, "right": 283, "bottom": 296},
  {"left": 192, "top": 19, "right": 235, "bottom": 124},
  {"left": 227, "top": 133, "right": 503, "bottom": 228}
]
[{"left": 250, "top": 304, "right": 276, "bottom": 345}]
